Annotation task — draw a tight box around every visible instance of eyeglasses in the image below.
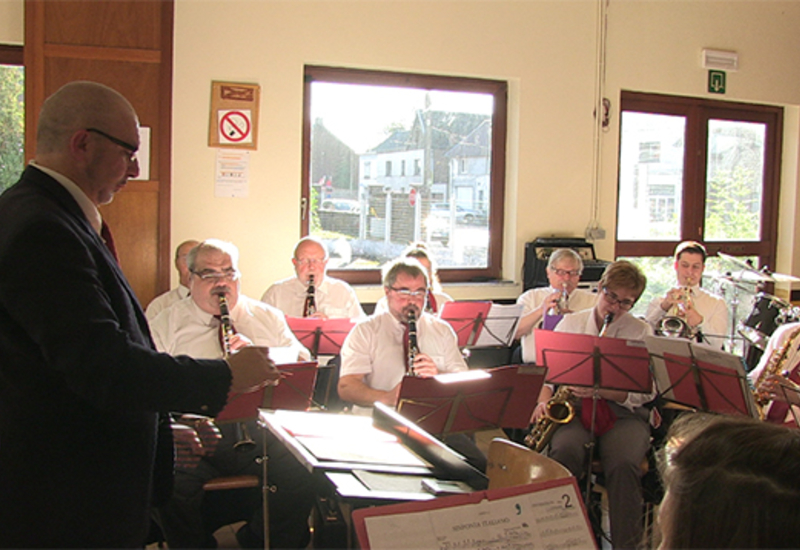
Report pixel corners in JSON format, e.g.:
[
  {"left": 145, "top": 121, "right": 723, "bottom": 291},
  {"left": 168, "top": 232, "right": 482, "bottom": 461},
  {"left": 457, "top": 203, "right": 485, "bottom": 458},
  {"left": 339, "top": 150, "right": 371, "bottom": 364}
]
[
  {"left": 191, "top": 269, "right": 240, "bottom": 282},
  {"left": 86, "top": 128, "right": 138, "bottom": 162},
  {"left": 389, "top": 287, "right": 427, "bottom": 298},
  {"left": 294, "top": 258, "right": 326, "bottom": 267},
  {"left": 601, "top": 287, "right": 636, "bottom": 310},
  {"left": 550, "top": 268, "right": 582, "bottom": 278}
]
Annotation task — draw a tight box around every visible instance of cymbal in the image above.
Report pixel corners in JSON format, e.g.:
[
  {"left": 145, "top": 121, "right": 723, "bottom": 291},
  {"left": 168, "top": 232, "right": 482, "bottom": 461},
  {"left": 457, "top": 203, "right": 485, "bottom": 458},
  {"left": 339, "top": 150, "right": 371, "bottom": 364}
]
[
  {"left": 703, "top": 272, "right": 761, "bottom": 291},
  {"left": 716, "top": 252, "right": 774, "bottom": 282}
]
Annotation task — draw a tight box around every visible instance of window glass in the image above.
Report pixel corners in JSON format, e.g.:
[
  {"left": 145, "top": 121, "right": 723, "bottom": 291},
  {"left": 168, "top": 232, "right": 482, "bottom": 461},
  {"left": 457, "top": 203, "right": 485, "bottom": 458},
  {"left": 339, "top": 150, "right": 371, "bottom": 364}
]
[
  {"left": 618, "top": 111, "right": 685, "bottom": 241},
  {"left": 0, "top": 61, "right": 24, "bottom": 193},
  {"left": 303, "top": 66, "right": 507, "bottom": 283}
]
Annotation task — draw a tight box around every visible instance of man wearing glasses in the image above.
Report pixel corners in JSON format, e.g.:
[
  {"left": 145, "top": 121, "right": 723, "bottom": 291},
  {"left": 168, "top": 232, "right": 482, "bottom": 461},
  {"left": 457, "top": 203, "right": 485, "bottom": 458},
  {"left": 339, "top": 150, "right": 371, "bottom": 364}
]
[
  {"left": 533, "top": 260, "right": 653, "bottom": 550},
  {"left": 338, "top": 258, "right": 467, "bottom": 414},
  {"left": 149, "top": 239, "right": 313, "bottom": 549},
  {"left": 0, "top": 82, "right": 276, "bottom": 547},
  {"left": 261, "top": 236, "right": 365, "bottom": 320},
  {"left": 516, "top": 248, "right": 597, "bottom": 363}
]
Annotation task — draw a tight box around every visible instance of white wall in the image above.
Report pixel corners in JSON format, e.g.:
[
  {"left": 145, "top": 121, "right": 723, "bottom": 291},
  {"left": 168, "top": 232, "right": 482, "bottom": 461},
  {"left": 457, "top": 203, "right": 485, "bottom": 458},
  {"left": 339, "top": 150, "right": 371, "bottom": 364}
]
[
  {"left": 0, "top": 0, "right": 23, "bottom": 45},
  {"left": 6, "top": 0, "right": 800, "bottom": 303}
]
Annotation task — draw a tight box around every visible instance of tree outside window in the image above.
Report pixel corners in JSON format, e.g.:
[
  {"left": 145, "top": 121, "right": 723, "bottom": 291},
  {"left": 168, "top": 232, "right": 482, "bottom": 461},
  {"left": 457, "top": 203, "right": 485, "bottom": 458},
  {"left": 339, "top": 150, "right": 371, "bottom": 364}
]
[{"left": 0, "top": 45, "right": 24, "bottom": 193}]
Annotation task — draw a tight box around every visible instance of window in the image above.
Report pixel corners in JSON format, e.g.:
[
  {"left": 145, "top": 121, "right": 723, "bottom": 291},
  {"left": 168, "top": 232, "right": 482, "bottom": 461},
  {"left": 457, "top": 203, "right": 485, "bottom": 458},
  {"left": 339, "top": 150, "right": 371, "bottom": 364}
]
[
  {"left": 0, "top": 45, "right": 24, "bottom": 193},
  {"left": 302, "top": 65, "right": 507, "bottom": 284},
  {"left": 617, "top": 92, "right": 782, "bottom": 328}
]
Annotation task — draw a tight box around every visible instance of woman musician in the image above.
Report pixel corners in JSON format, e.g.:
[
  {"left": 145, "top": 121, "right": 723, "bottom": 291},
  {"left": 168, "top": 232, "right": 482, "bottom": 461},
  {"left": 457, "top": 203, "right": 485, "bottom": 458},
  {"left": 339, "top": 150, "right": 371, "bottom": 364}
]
[
  {"left": 749, "top": 321, "right": 800, "bottom": 424},
  {"left": 531, "top": 261, "right": 654, "bottom": 550}
]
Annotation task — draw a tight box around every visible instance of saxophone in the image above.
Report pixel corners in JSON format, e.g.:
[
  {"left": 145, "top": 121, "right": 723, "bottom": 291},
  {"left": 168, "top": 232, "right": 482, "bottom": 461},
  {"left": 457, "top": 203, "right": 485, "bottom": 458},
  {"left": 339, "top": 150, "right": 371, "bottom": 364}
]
[
  {"left": 753, "top": 324, "right": 800, "bottom": 420},
  {"left": 524, "top": 386, "right": 575, "bottom": 452},
  {"left": 525, "top": 313, "right": 614, "bottom": 452}
]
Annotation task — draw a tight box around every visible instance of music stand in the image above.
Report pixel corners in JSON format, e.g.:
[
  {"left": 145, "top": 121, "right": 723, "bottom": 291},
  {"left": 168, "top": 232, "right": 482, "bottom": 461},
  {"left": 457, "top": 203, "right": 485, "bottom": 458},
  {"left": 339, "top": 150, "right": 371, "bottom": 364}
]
[
  {"left": 644, "top": 335, "right": 756, "bottom": 417},
  {"left": 439, "top": 301, "right": 522, "bottom": 348},
  {"left": 535, "top": 329, "right": 652, "bottom": 394},
  {"left": 395, "top": 365, "right": 547, "bottom": 436},
  {"left": 285, "top": 317, "right": 355, "bottom": 358}
]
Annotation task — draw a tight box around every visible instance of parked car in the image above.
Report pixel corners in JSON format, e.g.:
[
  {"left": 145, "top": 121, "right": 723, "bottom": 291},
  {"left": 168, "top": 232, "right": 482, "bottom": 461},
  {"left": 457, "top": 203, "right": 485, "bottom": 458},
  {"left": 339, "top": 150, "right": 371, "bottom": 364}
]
[
  {"left": 431, "top": 203, "right": 487, "bottom": 225},
  {"left": 321, "top": 199, "right": 360, "bottom": 213}
]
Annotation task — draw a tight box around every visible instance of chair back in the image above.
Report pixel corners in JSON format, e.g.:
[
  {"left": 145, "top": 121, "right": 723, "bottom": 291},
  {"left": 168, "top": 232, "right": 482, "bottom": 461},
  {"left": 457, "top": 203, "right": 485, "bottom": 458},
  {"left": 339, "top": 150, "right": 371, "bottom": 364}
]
[{"left": 486, "top": 437, "right": 571, "bottom": 489}]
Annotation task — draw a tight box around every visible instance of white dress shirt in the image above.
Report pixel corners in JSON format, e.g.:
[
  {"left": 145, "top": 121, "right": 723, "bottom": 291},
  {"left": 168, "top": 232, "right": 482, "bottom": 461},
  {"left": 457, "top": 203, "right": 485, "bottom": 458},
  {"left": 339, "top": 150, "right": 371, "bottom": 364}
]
[
  {"left": 145, "top": 285, "right": 190, "bottom": 321},
  {"left": 340, "top": 310, "right": 467, "bottom": 414},
  {"left": 261, "top": 276, "right": 365, "bottom": 320},
  {"left": 150, "top": 294, "right": 310, "bottom": 361},
  {"left": 517, "top": 286, "right": 597, "bottom": 362}
]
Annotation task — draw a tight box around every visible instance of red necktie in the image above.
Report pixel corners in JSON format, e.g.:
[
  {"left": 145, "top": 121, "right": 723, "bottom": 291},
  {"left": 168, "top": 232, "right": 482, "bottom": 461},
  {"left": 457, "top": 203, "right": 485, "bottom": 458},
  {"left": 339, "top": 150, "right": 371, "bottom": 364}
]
[
  {"left": 580, "top": 396, "right": 617, "bottom": 436},
  {"left": 100, "top": 221, "right": 119, "bottom": 263}
]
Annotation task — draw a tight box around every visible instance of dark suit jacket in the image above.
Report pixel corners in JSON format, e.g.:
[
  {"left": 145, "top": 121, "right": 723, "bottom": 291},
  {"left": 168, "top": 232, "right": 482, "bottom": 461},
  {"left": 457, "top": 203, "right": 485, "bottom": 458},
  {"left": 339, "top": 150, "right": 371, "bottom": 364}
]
[{"left": 0, "top": 166, "right": 232, "bottom": 547}]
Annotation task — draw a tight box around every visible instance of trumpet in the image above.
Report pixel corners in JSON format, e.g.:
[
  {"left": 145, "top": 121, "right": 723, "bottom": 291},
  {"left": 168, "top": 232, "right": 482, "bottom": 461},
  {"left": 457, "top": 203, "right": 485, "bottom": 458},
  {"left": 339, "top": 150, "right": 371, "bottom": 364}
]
[
  {"left": 406, "top": 309, "right": 419, "bottom": 377},
  {"left": 548, "top": 283, "right": 569, "bottom": 316},
  {"left": 656, "top": 286, "right": 693, "bottom": 339}
]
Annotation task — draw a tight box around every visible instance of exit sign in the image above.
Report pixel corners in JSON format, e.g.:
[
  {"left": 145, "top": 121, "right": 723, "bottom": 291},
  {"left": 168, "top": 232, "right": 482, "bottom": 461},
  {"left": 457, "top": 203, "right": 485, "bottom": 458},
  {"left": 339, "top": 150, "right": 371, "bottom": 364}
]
[{"left": 708, "top": 70, "right": 726, "bottom": 94}]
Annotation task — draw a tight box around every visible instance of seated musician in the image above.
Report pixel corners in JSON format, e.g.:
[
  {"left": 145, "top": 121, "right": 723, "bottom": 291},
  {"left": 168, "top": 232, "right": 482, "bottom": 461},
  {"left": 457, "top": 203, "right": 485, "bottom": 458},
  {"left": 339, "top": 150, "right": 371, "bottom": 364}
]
[
  {"left": 533, "top": 260, "right": 654, "bottom": 550},
  {"left": 373, "top": 242, "right": 453, "bottom": 316},
  {"left": 515, "top": 248, "right": 597, "bottom": 363},
  {"left": 144, "top": 239, "right": 199, "bottom": 321},
  {"left": 338, "top": 257, "right": 486, "bottom": 470},
  {"left": 749, "top": 321, "right": 800, "bottom": 422},
  {"left": 645, "top": 241, "right": 728, "bottom": 348},
  {"left": 149, "top": 239, "right": 314, "bottom": 549},
  {"left": 261, "top": 235, "right": 366, "bottom": 320}
]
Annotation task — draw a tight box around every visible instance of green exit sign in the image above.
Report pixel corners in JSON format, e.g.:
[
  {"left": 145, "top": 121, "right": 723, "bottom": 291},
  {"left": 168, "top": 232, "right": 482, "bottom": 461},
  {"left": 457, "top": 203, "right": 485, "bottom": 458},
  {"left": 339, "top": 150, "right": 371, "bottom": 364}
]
[{"left": 708, "top": 70, "right": 726, "bottom": 94}]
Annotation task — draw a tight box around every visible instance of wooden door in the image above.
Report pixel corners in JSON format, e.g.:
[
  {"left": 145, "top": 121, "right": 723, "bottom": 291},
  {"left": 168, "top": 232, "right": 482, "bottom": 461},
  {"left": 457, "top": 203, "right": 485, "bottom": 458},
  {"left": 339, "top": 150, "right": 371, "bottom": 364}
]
[{"left": 24, "top": 0, "right": 173, "bottom": 306}]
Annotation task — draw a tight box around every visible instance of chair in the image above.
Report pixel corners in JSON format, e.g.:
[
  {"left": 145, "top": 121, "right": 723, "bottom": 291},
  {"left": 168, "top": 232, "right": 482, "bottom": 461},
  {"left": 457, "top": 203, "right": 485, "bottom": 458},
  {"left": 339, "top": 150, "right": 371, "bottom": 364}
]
[{"left": 486, "top": 437, "right": 571, "bottom": 490}]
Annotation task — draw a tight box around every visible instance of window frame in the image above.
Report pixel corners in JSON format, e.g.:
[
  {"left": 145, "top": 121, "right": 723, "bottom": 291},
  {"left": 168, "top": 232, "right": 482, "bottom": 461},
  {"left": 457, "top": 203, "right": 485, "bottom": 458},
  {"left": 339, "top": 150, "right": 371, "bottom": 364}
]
[
  {"left": 0, "top": 44, "right": 23, "bottom": 65},
  {"left": 615, "top": 91, "right": 782, "bottom": 268},
  {"left": 301, "top": 65, "right": 508, "bottom": 285}
]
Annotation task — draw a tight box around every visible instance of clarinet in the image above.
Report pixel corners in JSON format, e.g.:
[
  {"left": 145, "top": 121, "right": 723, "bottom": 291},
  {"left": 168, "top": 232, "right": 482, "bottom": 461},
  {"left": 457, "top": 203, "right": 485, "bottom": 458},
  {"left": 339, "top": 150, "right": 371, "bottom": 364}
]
[
  {"left": 406, "top": 310, "right": 419, "bottom": 377},
  {"left": 303, "top": 274, "right": 317, "bottom": 317},
  {"left": 598, "top": 312, "right": 614, "bottom": 337},
  {"left": 216, "top": 292, "right": 256, "bottom": 450}
]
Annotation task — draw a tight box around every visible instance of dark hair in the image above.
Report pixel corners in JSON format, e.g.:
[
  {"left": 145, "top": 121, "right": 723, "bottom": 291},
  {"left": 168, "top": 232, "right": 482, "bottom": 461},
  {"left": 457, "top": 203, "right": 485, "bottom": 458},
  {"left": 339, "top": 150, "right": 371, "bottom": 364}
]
[
  {"left": 658, "top": 413, "right": 800, "bottom": 549},
  {"left": 674, "top": 240, "right": 707, "bottom": 263}
]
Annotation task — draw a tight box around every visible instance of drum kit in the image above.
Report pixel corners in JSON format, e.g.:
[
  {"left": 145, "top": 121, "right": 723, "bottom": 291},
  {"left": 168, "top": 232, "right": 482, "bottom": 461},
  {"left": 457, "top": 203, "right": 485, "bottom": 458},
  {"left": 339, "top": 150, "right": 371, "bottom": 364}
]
[{"left": 708, "top": 252, "right": 800, "bottom": 369}]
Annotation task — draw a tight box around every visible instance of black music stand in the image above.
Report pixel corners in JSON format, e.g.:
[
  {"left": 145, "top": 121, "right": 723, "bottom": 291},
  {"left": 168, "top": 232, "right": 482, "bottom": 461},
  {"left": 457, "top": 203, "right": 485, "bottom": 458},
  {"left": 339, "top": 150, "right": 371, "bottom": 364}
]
[
  {"left": 286, "top": 317, "right": 355, "bottom": 358},
  {"left": 395, "top": 365, "right": 547, "bottom": 436}
]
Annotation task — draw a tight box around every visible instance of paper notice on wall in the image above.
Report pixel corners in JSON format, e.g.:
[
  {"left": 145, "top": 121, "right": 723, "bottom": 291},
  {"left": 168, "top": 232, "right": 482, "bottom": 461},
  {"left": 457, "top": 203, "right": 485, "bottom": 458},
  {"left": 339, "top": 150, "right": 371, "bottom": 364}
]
[{"left": 214, "top": 149, "right": 249, "bottom": 198}]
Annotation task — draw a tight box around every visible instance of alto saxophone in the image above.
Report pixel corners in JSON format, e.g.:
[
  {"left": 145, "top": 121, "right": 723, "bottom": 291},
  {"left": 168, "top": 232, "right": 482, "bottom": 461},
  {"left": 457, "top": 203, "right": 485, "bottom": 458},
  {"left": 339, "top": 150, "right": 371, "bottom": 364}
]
[
  {"left": 524, "top": 385, "right": 575, "bottom": 452},
  {"left": 753, "top": 324, "right": 800, "bottom": 420}
]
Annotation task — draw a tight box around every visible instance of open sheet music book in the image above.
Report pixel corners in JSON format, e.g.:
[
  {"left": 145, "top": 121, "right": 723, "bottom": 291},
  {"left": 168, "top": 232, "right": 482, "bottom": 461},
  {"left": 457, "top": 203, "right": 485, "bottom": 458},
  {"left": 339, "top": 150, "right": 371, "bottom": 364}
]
[
  {"left": 439, "top": 301, "right": 523, "bottom": 347},
  {"left": 353, "top": 477, "right": 596, "bottom": 550}
]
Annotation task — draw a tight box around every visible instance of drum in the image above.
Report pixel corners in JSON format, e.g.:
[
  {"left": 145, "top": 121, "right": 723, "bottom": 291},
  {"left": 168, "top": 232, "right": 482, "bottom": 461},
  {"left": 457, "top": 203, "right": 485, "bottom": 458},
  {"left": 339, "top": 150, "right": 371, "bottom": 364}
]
[{"left": 738, "top": 292, "right": 792, "bottom": 350}]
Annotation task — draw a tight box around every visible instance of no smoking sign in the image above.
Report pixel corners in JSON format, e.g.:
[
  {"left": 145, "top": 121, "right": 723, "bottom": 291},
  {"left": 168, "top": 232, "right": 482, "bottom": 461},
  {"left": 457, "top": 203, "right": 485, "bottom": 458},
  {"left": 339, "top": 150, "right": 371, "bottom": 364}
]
[{"left": 218, "top": 109, "right": 252, "bottom": 144}]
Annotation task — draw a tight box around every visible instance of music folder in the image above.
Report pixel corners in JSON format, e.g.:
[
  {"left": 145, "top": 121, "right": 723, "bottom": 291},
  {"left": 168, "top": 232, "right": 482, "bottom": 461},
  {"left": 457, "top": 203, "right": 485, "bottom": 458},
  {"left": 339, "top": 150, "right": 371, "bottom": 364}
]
[
  {"left": 353, "top": 477, "right": 596, "bottom": 550},
  {"left": 644, "top": 335, "right": 756, "bottom": 417},
  {"left": 395, "top": 365, "right": 547, "bottom": 435},
  {"left": 215, "top": 360, "right": 319, "bottom": 422},
  {"left": 285, "top": 316, "right": 355, "bottom": 357},
  {"left": 439, "top": 301, "right": 523, "bottom": 347},
  {"left": 535, "top": 329, "right": 652, "bottom": 393}
]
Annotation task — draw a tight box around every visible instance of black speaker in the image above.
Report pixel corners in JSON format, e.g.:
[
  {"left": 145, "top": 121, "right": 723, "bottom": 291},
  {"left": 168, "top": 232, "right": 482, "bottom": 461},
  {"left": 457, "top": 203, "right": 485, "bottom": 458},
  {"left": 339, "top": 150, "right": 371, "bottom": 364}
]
[{"left": 523, "top": 237, "right": 610, "bottom": 291}]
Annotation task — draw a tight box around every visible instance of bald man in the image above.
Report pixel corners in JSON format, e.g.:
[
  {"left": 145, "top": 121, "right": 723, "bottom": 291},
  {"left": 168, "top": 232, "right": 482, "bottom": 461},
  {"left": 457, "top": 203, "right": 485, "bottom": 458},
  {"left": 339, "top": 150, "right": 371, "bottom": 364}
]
[{"left": 0, "top": 81, "right": 274, "bottom": 547}]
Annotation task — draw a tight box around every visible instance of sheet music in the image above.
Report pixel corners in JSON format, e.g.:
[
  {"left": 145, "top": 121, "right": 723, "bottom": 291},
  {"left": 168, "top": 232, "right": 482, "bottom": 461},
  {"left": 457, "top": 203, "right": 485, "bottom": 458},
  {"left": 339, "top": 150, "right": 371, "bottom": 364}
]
[
  {"left": 473, "top": 303, "right": 523, "bottom": 347},
  {"left": 362, "top": 480, "right": 595, "bottom": 550}
]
